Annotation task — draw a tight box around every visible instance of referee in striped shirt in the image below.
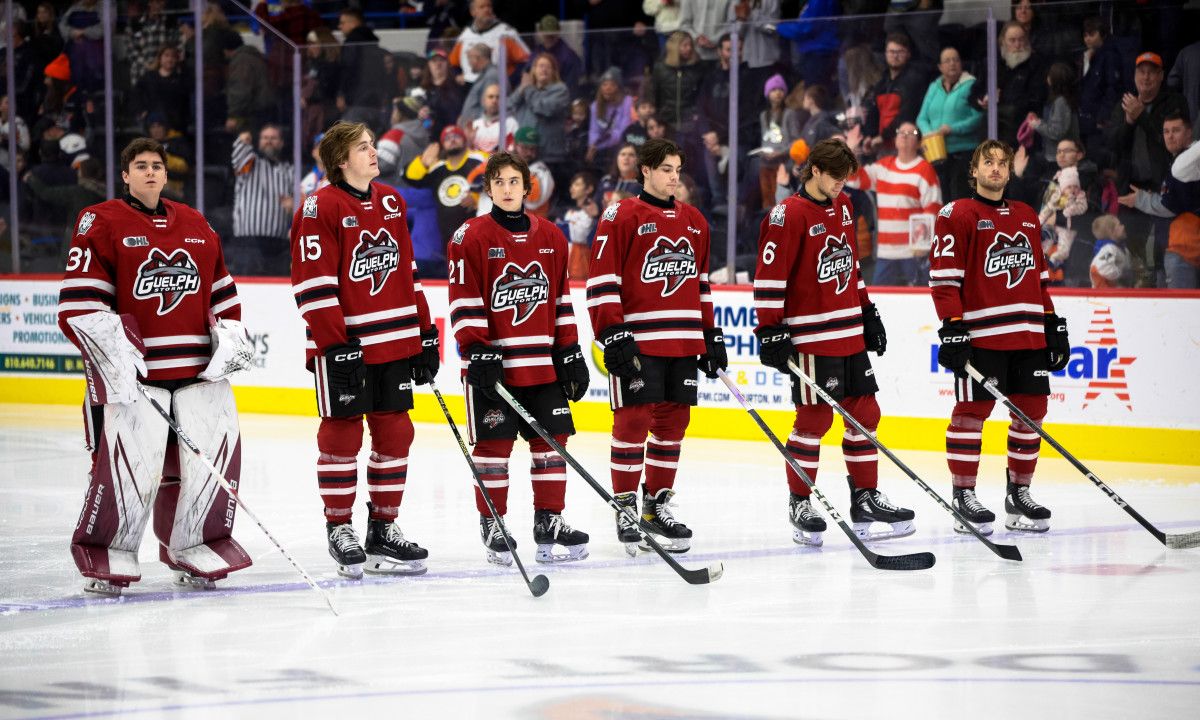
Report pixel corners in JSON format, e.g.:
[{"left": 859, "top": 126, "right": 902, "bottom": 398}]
[{"left": 230, "top": 124, "right": 295, "bottom": 276}]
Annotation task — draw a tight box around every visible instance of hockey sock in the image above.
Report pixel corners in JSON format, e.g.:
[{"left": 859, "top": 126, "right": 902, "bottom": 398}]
[
  {"left": 643, "top": 402, "right": 689, "bottom": 495},
  {"left": 841, "top": 395, "right": 880, "bottom": 490},
  {"left": 365, "top": 411, "right": 415, "bottom": 520},
  {"left": 472, "top": 439, "right": 514, "bottom": 516},
  {"left": 1007, "top": 394, "right": 1047, "bottom": 484},
  {"left": 611, "top": 405, "right": 651, "bottom": 494},
  {"left": 947, "top": 400, "right": 991, "bottom": 488},
  {"left": 786, "top": 403, "right": 833, "bottom": 496},
  {"left": 317, "top": 416, "right": 365, "bottom": 522},
  {"left": 530, "top": 435, "right": 568, "bottom": 513}
]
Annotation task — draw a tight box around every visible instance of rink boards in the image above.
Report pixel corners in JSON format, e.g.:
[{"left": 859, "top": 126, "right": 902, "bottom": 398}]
[{"left": 1, "top": 277, "right": 1197, "bottom": 465}]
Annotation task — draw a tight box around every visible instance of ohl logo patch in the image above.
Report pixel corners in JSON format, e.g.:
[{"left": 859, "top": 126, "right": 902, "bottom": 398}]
[
  {"left": 641, "top": 236, "right": 697, "bottom": 297},
  {"left": 349, "top": 229, "right": 400, "bottom": 295},
  {"left": 134, "top": 248, "right": 201, "bottom": 315},
  {"left": 491, "top": 261, "right": 550, "bottom": 326},
  {"left": 984, "top": 231, "right": 1036, "bottom": 288},
  {"left": 816, "top": 234, "right": 854, "bottom": 294}
]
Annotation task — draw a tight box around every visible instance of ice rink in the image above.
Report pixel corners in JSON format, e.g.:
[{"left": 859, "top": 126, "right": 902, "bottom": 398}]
[{"left": 2, "top": 402, "right": 1198, "bottom": 719}]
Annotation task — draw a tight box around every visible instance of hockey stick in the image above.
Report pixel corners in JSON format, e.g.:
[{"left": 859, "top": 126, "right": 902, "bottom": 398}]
[
  {"left": 786, "top": 360, "right": 1021, "bottom": 562},
  {"left": 494, "top": 383, "right": 723, "bottom": 584},
  {"left": 717, "top": 370, "right": 936, "bottom": 571},
  {"left": 427, "top": 383, "right": 549, "bottom": 597},
  {"left": 964, "top": 363, "right": 1200, "bottom": 549},
  {"left": 135, "top": 384, "right": 340, "bottom": 616}
]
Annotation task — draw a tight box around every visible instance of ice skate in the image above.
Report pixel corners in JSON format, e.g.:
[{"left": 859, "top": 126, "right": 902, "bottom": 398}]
[
  {"left": 847, "top": 477, "right": 915, "bottom": 541},
  {"left": 172, "top": 571, "right": 217, "bottom": 590},
  {"left": 327, "top": 521, "right": 366, "bottom": 579},
  {"left": 533, "top": 509, "right": 589, "bottom": 563},
  {"left": 364, "top": 511, "right": 428, "bottom": 576},
  {"left": 952, "top": 486, "right": 995, "bottom": 536},
  {"left": 1005, "top": 472, "right": 1051, "bottom": 533},
  {"left": 639, "top": 486, "right": 692, "bottom": 553},
  {"left": 613, "top": 492, "right": 643, "bottom": 557},
  {"left": 789, "top": 493, "right": 826, "bottom": 547},
  {"left": 82, "top": 577, "right": 127, "bottom": 597},
  {"left": 480, "top": 514, "right": 516, "bottom": 567}
]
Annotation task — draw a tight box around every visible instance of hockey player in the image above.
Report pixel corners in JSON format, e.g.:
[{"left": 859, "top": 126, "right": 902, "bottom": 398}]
[
  {"left": 448, "top": 151, "right": 591, "bottom": 566},
  {"left": 931, "top": 139, "right": 1069, "bottom": 534},
  {"left": 290, "top": 121, "right": 440, "bottom": 578},
  {"left": 58, "top": 137, "right": 256, "bottom": 596},
  {"left": 754, "top": 138, "right": 916, "bottom": 547},
  {"left": 586, "top": 138, "right": 728, "bottom": 555}
]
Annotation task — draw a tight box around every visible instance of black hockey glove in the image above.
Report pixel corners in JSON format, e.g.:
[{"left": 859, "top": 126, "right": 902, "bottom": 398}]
[
  {"left": 937, "top": 318, "right": 972, "bottom": 376},
  {"left": 410, "top": 326, "right": 440, "bottom": 385},
  {"left": 862, "top": 303, "right": 887, "bottom": 356},
  {"left": 320, "top": 340, "right": 369, "bottom": 417},
  {"left": 599, "top": 325, "right": 641, "bottom": 379},
  {"left": 755, "top": 324, "right": 794, "bottom": 372},
  {"left": 699, "top": 327, "right": 729, "bottom": 379},
  {"left": 1044, "top": 312, "right": 1070, "bottom": 372},
  {"left": 554, "top": 343, "right": 590, "bottom": 402},
  {"left": 466, "top": 344, "right": 504, "bottom": 400}
]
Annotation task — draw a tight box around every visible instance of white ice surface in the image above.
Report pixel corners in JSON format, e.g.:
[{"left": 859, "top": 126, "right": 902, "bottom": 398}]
[{"left": 1, "top": 403, "right": 1198, "bottom": 719}]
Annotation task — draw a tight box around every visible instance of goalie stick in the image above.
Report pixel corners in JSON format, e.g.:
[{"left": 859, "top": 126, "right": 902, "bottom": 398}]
[
  {"left": 135, "top": 384, "right": 340, "bottom": 616},
  {"left": 428, "top": 383, "right": 549, "bottom": 597},
  {"left": 717, "top": 370, "right": 936, "bottom": 571},
  {"left": 494, "top": 383, "right": 723, "bottom": 585},
  {"left": 787, "top": 360, "right": 1022, "bottom": 562},
  {"left": 965, "top": 363, "right": 1200, "bottom": 549}
]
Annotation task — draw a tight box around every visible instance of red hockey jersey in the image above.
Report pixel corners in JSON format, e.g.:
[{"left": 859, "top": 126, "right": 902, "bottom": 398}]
[
  {"left": 448, "top": 213, "right": 578, "bottom": 387},
  {"left": 290, "top": 182, "right": 432, "bottom": 365},
  {"left": 57, "top": 198, "right": 241, "bottom": 381},
  {"left": 754, "top": 191, "right": 871, "bottom": 357},
  {"left": 930, "top": 197, "right": 1054, "bottom": 351},
  {"left": 586, "top": 196, "right": 715, "bottom": 357}
]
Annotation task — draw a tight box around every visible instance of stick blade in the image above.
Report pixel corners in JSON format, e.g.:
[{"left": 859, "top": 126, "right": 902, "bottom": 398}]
[
  {"left": 870, "top": 551, "right": 937, "bottom": 571},
  {"left": 682, "top": 562, "right": 723, "bottom": 585},
  {"left": 1166, "top": 531, "right": 1200, "bottom": 550},
  {"left": 529, "top": 574, "right": 550, "bottom": 597},
  {"left": 993, "top": 543, "right": 1024, "bottom": 562}
]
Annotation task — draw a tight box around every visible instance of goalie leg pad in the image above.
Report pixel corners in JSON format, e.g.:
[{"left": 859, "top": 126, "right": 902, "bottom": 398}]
[{"left": 70, "top": 386, "right": 172, "bottom": 584}]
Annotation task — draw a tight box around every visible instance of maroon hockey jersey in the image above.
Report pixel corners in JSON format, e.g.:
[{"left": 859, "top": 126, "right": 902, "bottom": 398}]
[
  {"left": 57, "top": 198, "right": 242, "bottom": 381},
  {"left": 753, "top": 191, "right": 871, "bottom": 357},
  {"left": 290, "top": 182, "right": 432, "bottom": 365},
  {"left": 586, "top": 196, "right": 715, "bottom": 357},
  {"left": 930, "top": 197, "right": 1054, "bottom": 351},
  {"left": 448, "top": 213, "right": 578, "bottom": 387}
]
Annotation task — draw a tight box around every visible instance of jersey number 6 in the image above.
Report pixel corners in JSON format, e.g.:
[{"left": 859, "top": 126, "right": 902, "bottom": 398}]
[{"left": 762, "top": 241, "right": 778, "bottom": 265}]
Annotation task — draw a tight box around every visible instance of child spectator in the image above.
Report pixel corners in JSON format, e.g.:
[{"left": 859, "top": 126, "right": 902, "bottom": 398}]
[{"left": 1090, "top": 214, "right": 1134, "bottom": 288}]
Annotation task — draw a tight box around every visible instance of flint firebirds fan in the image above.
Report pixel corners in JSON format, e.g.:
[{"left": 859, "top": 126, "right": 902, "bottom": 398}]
[
  {"left": 448, "top": 151, "right": 591, "bottom": 566},
  {"left": 586, "top": 138, "right": 728, "bottom": 555},
  {"left": 57, "top": 138, "right": 256, "bottom": 597},
  {"left": 931, "top": 139, "right": 1070, "bottom": 535},
  {"left": 754, "top": 138, "right": 916, "bottom": 547},
  {"left": 289, "top": 121, "right": 440, "bottom": 578}
]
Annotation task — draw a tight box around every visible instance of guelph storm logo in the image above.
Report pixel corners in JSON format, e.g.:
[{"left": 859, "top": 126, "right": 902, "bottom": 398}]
[
  {"left": 349, "top": 229, "right": 400, "bottom": 295},
  {"left": 984, "top": 231, "right": 1036, "bottom": 288},
  {"left": 134, "top": 248, "right": 201, "bottom": 315},
  {"left": 491, "top": 261, "right": 550, "bottom": 326},
  {"left": 641, "top": 236, "right": 697, "bottom": 297},
  {"left": 816, "top": 234, "right": 854, "bottom": 294}
]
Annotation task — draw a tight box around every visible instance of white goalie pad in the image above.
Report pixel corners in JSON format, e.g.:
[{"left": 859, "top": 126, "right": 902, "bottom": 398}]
[
  {"left": 198, "top": 319, "right": 256, "bottom": 382},
  {"left": 166, "top": 380, "right": 252, "bottom": 579},
  {"left": 67, "top": 312, "right": 148, "bottom": 405}
]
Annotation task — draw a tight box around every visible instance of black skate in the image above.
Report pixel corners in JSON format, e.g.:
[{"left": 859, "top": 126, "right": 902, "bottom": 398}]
[
  {"left": 789, "top": 493, "right": 826, "bottom": 547},
  {"left": 1005, "top": 473, "right": 1051, "bottom": 533},
  {"left": 327, "top": 521, "right": 367, "bottom": 579},
  {"left": 614, "top": 492, "right": 643, "bottom": 557},
  {"left": 480, "top": 514, "right": 517, "bottom": 567},
  {"left": 364, "top": 512, "right": 429, "bottom": 576},
  {"left": 952, "top": 486, "right": 995, "bottom": 536},
  {"left": 533, "top": 509, "right": 590, "bottom": 563},
  {"left": 847, "top": 477, "right": 915, "bottom": 541},
  {"left": 639, "top": 486, "right": 692, "bottom": 553}
]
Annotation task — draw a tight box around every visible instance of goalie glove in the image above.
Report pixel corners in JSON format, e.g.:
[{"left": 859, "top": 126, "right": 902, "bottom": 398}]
[
  {"left": 861, "top": 303, "right": 887, "bottom": 356},
  {"left": 198, "top": 319, "right": 255, "bottom": 381},
  {"left": 466, "top": 344, "right": 504, "bottom": 400},
  {"left": 937, "top": 318, "right": 972, "bottom": 375},
  {"left": 554, "top": 343, "right": 590, "bottom": 402},
  {"left": 699, "top": 327, "right": 728, "bottom": 379},
  {"left": 66, "top": 311, "right": 148, "bottom": 405},
  {"left": 754, "top": 324, "right": 793, "bottom": 372},
  {"left": 1044, "top": 313, "right": 1070, "bottom": 372},
  {"left": 598, "top": 325, "right": 641, "bottom": 379},
  {"left": 410, "top": 326, "right": 440, "bottom": 385}
]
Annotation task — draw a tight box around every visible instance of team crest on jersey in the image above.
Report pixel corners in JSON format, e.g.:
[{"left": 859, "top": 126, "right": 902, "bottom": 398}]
[
  {"left": 302, "top": 196, "right": 318, "bottom": 219},
  {"left": 984, "top": 232, "right": 1036, "bottom": 288},
  {"left": 482, "top": 408, "right": 506, "bottom": 428},
  {"left": 939, "top": 202, "right": 956, "bottom": 218},
  {"left": 349, "top": 229, "right": 400, "bottom": 295},
  {"left": 641, "top": 237, "right": 697, "bottom": 297},
  {"left": 602, "top": 203, "right": 619, "bottom": 222},
  {"left": 841, "top": 205, "right": 853, "bottom": 226},
  {"left": 491, "top": 261, "right": 550, "bottom": 326},
  {"left": 77, "top": 211, "right": 96, "bottom": 236},
  {"left": 816, "top": 234, "right": 855, "bottom": 294},
  {"left": 134, "top": 248, "right": 201, "bottom": 315},
  {"left": 769, "top": 204, "right": 786, "bottom": 227},
  {"left": 451, "top": 223, "right": 468, "bottom": 245}
]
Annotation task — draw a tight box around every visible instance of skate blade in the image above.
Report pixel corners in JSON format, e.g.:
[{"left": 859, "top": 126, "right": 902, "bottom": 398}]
[
  {"left": 172, "top": 571, "right": 216, "bottom": 591},
  {"left": 535, "top": 543, "right": 590, "bottom": 563},
  {"left": 83, "top": 578, "right": 125, "bottom": 597},
  {"left": 792, "top": 528, "right": 824, "bottom": 547},
  {"left": 364, "top": 556, "right": 428, "bottom": 576},
  {"left": 622, "top": 541, "right": 641, "bottom": 557},
  {"left": 954, "top": 520, "right": 994, "bottom": 536},
  {"left": 1005, "top": 514, "right": 1050, "bottom": 533},
  {"left": 486, "top": 549, "right": 514, "bottom": 567},
  {"left": 852, "top": 520, "right": 915, "bottom": 542},
  {"left": 336, "top": 562, "right": 365, "bottom": 580},
  {"left": 638, "top": 535, "right": 690, "bottom": 553}
]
